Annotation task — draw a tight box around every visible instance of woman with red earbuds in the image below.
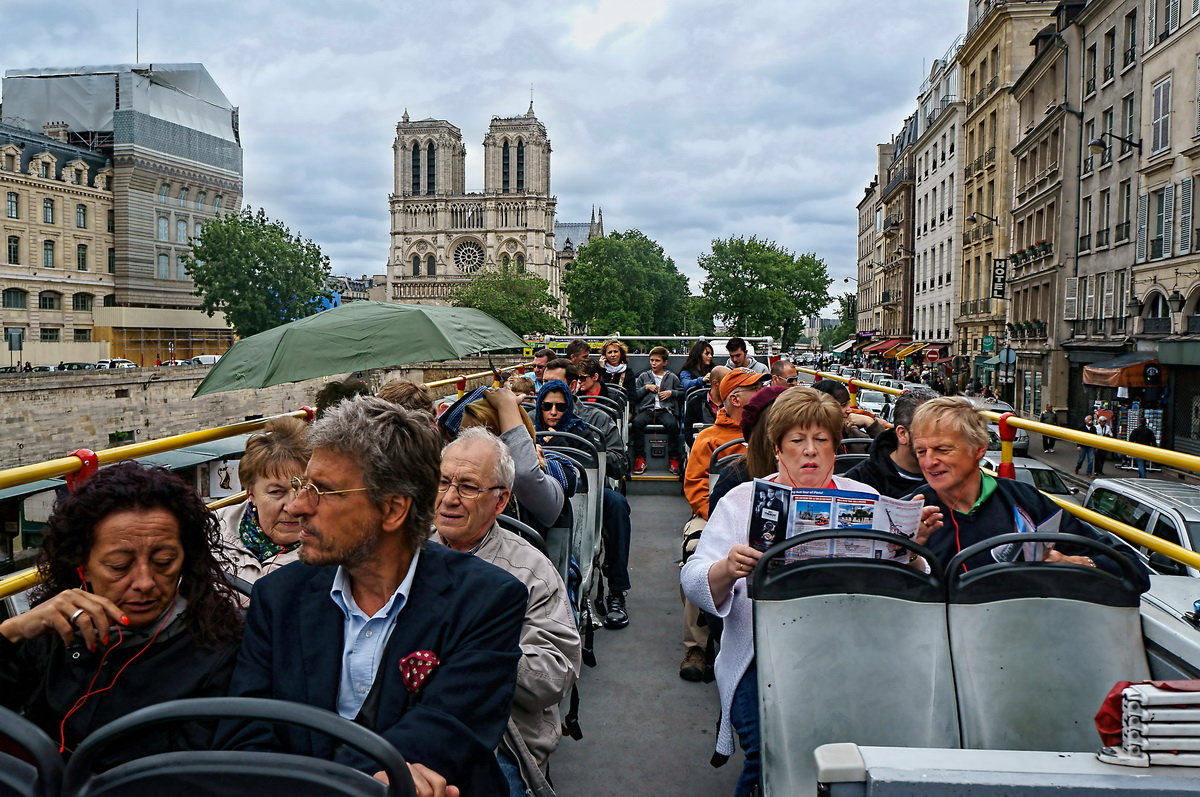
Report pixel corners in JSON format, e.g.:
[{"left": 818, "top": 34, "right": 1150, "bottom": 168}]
[{"left": 0, "top": 462, "right": 242, "bottom": 765}]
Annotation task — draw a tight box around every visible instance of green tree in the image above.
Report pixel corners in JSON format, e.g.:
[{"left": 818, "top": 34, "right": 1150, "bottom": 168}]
[
  {"left": 698, "top": 236, "right": 831, "bottom": 348},
  {"left": 449, "top": 263, "right": 564, "bottom": 336},
  {"left": 819, "top": 293, "right": 858, "bottom": 350},
  {"left": 184, "top": 207, "right": 331, "bottom": 338},
  {"left": 563, "top": 230, "right": 689, "bottom": 335}
]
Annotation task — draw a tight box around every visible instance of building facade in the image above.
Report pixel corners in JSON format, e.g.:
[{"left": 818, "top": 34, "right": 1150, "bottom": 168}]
[
  {"left": 0, "top": 64, "right": 242, "bottom": 364},
  {"left": 856, "top": 144, "right": 892, "bottom": 336},
  {"left": 879, "top": 115, "right": 919, "bottom": 341},
  {"left": 386, "top": 105, "right": 594, "bottom": 320}
]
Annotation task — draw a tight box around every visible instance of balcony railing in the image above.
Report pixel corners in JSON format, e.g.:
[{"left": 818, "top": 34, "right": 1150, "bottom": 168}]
[
  {"left": 1082, "top": 155, "right": 1094, "bottom": 173},
  {"left": 1124, "top": 46, "right": 1136, "bottom": 67},
  {"left": 1188, "top": 315, "right": 1200, "bottom": 334},
  {"left": 1103, "top": 63, "right": 1115, "bottom": 81},
  {"left": 881, "top": 167, "right": 915, "bottom": 199},
  {"left": 1078, "top": 233, "right": 1092, "bottom": 251},
  {"left": 1150, "top": 237, "right": 1165, "bottom": 259},
  {"left": 882, "top": 213, "right": 903, "bottom": 233},
  {"left": 1095, "top": 228, "right": 1110, "bottom": 247},
  {"left": 1144, "top": 317, "right": 1171, "bottom": 334},
  {"left": 1085, "top": 76, "right": 1096, "bottom": 95},
  {"left": 1116, "top": 220, "right": 1131, "bottom": 241}
]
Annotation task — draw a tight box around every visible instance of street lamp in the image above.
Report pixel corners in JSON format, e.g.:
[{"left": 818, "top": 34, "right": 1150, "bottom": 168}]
[
  {"left": 891, "top": 247, "right": 915, "bottom": 258},
  {"left": 966, "top": 212, "right": 999, "bottom": 224},
  {"left": 1168, "top": 290, "right": 1187, "bottom": 314},
  {"left": 1088, "top": 131, "right": 1142, "bottom": 156},
  {"left": 1125, "top": 295, "right": 1143, "bottom": 315}
]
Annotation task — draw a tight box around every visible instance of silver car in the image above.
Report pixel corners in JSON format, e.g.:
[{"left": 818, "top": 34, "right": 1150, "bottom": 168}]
[
  {"left": 980, "top": 400, "right": 1030, "bottom": 456},
  {"left": 1085, "top": 478, "right": 1200, "bottom": 577}
]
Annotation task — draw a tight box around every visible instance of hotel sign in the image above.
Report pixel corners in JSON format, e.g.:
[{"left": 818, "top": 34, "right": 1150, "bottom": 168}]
[{"left": 991, "top": 258, "right": 1008, "bottom": 300}]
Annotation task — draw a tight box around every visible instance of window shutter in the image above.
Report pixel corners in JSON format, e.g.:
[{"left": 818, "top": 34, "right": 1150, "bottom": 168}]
[
  {"left": 1194, "top": 0, "right": 1199, "bottom": 17},
  {"left": 1164, "top": 182, "right": 1176, "bottom": 257},
  {"left": 1169, "top": 0, "right": 1181, "bottom": 31},
  {"left": 1084, "top": 275, "right": 1097, "bottom": 318},
  {"left": 1148, "top": 0, "right": 1158, "bottom": 48},
  {"left": 1136, "top": 192, "right": 1149, "bottom": 262},
  {"left": 1103, "top": 274, "right": 1115, "bottom": 317},
  {"left": 1183, "top": 176, "right": 1195, "bottom": 253},
  {"left": 1196, "top": 56, "right": 1200, "bottom": 135},
  {"left": 1064, "top": 276, "right": 1079, "bottom": 320}
]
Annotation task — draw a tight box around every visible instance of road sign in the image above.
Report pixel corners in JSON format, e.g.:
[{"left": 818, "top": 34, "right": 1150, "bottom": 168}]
[
  {"left": 998, "top": 347, "right": 1017, "bottom": 365},
  {"left": 926, "top": 349, "right": 939, "bottom": 362}
]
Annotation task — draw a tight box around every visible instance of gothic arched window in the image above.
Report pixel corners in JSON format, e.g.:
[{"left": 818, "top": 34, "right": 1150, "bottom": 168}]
[
  {"left": 412, "top": 254, "right": 421, "bottom": 276},
  {"left": 516, "top": 141, "right": 525, "bottom": 192},
  {"left": 426, "top": 254, "right": 436, "bottom": 276},
  {"left": 426, "top": 142, "right": 436, "bottom": 194},
  {"left": 502, "top": 141, "right": 511, "bottom": 193},
  {"left": 411, "top": 142, "right": 420, "bottom": 194},
  {"left": 516, "top": 253, "right": 525, "bottom": 272}
]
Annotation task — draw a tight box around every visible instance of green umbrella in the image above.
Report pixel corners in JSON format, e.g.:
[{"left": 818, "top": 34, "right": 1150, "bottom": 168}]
[{"left": 193, "top": 301, "right": 525, "bottom": 397}]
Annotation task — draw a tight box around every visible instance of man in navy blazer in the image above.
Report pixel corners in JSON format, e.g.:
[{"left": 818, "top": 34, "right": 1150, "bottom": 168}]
[{"left": 222, "top": 396, "right": 526, "bottom": 796}]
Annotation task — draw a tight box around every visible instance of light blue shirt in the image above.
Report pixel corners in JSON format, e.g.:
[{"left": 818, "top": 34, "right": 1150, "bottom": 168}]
[{"left": 328, "top": 550, "right": 420, "bottom": 720}]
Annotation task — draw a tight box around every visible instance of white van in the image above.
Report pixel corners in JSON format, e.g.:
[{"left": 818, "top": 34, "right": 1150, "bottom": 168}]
[{"left": 190, "top": 354, "right": 222, "bottom": 366}]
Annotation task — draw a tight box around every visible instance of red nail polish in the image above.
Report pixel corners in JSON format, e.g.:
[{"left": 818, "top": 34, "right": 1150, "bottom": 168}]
[
  {"left": 102, "top": 635, "right": 110, "bottom": 646},
  {"left": 119, "top": 616, "right": 129, "bottom": 626}
]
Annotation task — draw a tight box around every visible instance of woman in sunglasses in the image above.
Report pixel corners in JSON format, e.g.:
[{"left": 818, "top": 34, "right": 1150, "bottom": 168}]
[{"left": 534, "top": 380, "right": 595, "bottom": 450}]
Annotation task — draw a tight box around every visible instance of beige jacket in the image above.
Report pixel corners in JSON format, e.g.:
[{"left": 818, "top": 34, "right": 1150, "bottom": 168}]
[
  {"left": 463, "top": 525, "right": 581, "bottom": 788},
  {"left": 214, "top": 501, "right": 302, "bottom": 586}
]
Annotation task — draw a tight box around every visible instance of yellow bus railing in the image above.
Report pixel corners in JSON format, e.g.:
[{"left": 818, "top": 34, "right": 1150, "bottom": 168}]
[{"left": 424, "top": 362, "right": 532, "bottom": 397}]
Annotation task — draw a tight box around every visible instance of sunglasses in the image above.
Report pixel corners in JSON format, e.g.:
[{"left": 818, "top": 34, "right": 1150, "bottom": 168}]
[{"left": 541, "top": 401, "right": 568, "bottom": 412}]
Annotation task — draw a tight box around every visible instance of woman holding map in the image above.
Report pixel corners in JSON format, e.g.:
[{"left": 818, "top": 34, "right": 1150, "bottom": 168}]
[
  {"left": 680, "top": 386, "right": 938, "bottom": 796},
  {"left": 907, "top": 396, "right": 1148, "bottom": 587}
]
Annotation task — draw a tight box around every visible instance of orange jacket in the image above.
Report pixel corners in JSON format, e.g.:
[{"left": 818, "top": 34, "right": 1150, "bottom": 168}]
[{"left": 684, "top": 409, "right": 746, "bottom": 518}]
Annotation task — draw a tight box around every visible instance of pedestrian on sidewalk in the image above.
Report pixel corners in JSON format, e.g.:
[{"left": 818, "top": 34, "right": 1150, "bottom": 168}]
[
  {"left": 1093, "top": 415, "right": 1113, "bottom": 476},
  {"left": 1129, "top": 422, "right": 1158, "bottom": 479},
  {"left": 1039, "top": 405, "right": 1058, "bottom": 452},
  {"left": 1075, "top": 415, "right": 1096, "bottom": 475}
]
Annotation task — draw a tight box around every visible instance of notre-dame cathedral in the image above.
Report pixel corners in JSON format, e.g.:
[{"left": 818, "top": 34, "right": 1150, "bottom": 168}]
[{"left": 384, "top": 104, "right": 602, "bottom": 320}]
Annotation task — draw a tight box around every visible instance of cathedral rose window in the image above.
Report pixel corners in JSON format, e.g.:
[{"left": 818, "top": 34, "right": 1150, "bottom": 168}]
[{"left": 454, "top": 240, "right": 485, "bottom": 273}]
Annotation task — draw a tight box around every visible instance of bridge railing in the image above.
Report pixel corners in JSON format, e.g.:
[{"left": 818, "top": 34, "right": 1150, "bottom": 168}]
[
  {"left": 799, "top": 367, "right": 1200, "bottom": 571},
  {"left": 0, "top": 362, "right": 529, "bottom": 600}
]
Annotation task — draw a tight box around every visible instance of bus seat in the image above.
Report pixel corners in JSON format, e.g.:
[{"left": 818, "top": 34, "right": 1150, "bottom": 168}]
[
  {"left": 751, "top": 530, "right": 955, "bottom": 797},
  {"left": 708, "top": 438, "right": 746, "bottom": 495},
  {"left": 496, "top": 514, "right": 547, "bottom": 555},
  {"left": 541, "top": 432, "right": 605, "bottom": 613},
  {"left": 946, "top": 532, "right": 1151, "bottom": 753},
  {"left": 63, "top": 697, "right": 414, "bottom": 797},
  {"left": 0, "top": 704, "right": 62, "bottom": 797}
]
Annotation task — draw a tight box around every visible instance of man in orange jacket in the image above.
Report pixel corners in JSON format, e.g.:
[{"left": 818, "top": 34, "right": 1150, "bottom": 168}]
[{"left": 677, "top": 367, "right": 768, "bottom": 681}]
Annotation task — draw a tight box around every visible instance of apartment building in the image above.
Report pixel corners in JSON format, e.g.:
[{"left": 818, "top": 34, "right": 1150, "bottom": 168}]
[{"left": 856, "top": 144, "right": 892, "bottom": 338}]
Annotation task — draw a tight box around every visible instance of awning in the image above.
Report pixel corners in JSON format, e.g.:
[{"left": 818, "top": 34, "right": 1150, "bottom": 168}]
[
  {"left": 894, "top": 342, "right": 926, "bottom": 359},
  {"left": 981, "top": 355, "right": 1001, "bottom": 366},
  {"left": 862, "top": 338, "right": 906, "bottom": 354},
  {"left": 1082, "top": 353, "right": 1162, "bottom": 387},
  {"left": 830, "top": 339, "right": 855, "bottom": 354},
  {"left": 0, "top": 478, "right": 66, "bottom": 502}
]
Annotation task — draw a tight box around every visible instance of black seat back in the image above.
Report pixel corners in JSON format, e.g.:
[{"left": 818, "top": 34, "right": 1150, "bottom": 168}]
[{"left": 0, "top": 704, "right": 62, "bottom": 797}]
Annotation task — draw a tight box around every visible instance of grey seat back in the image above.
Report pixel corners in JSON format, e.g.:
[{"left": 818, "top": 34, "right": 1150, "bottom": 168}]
[
  {"left": 947, "top": 532, "right": 1150, "bottom": 752},
  {"left": 541, "top": 431, "right": 604, "bottom": 601},
  {"left": 752, "top": 531, "right": 956, "bottom": 797}
]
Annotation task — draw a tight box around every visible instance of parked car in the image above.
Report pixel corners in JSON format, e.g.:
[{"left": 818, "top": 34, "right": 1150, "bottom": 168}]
[
  {"left": 31, "top": 365, "right": 55, "bottom": 372},
  {"left": 1084, "top": 478, "right": 1200, "bottom": 576},
  {"left": 60, "top": 362, "right": 96, "bottom": 370},
  {"left": 160, "top": 359, "right": 190, "bottom": 366},
  {"left": 980, "top": 400, "right": 1030, "bottom": 456},
  {"left": 95, "top": 358, "right": 137, "bottom": 369},
  {"left": 190, "top": 354, "right": 222, "bottom": 366},
  {"left": 980, "top": 456, "right": 1079, "bottom": 503},
  {"left": 0, "top": 366, "right": 17, "bottom": 374}
]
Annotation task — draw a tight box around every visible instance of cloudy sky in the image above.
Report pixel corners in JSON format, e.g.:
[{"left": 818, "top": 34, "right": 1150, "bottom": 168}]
[{"left": 3, "top": 0, "right": 966, "bottom": 299}]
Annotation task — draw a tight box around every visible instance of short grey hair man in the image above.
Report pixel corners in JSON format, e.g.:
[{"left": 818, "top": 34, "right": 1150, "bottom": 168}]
[{"left": 444, "top": 426, "right": 516, "bottom": 489}]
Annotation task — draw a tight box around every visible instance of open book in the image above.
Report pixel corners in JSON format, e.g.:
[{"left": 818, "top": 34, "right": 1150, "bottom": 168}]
[{"left": 746, "top": 479, "right": 923, "bottom": 562}]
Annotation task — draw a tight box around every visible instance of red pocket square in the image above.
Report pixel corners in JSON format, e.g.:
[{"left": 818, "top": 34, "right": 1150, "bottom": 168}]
[{"left": 399, "top": 650, "right": 440, "bottom": 693}]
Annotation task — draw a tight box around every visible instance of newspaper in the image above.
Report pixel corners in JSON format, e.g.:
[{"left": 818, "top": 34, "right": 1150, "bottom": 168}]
[
  {"left": 990, "top": 507, "right": 1061, "bottom": 563},
  {"left": 747, "top": 479, "right": 923, "bottom": 562}
]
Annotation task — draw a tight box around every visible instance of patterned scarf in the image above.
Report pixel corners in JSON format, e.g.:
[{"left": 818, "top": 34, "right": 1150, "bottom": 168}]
[{"left": 238, "top": 502, "right": 299, "bottom": 563}]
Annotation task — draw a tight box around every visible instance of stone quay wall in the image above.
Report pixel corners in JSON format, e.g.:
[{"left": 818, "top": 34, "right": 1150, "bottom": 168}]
[{"left": 0, "top": 359, "right": 527, "bottom": 468}]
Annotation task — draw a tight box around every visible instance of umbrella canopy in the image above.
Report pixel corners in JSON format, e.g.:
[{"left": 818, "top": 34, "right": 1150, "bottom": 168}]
[{"left": 193, "top": 301, "right": 524, "bottom": 397}]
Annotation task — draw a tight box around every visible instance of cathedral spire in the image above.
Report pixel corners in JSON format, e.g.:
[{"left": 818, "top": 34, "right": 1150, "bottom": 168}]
[{"left": 401, "top": 108, "right": 409, "bottom": 123}]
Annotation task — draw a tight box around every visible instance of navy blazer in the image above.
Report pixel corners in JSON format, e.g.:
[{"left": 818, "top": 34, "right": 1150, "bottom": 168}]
[{"left": 221, "top": 541, "right": 527, "bottom": 795}]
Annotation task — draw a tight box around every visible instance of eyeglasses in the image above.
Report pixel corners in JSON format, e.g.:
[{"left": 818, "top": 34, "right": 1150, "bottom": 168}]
[
  {"left": 541, "top": 401, "right": 568, "bottom": 412},
  {"left": 437, "top": 479, "right": 505, "bottom": 500},
  {"left": 288, "top": 477, "right": 370, "bottom": 505},
  {"left": 783, "top": 376, "right": 800, "bottom": 385},
  {"left": 531, "top": 364, "right": 547, "bottom": 371}
]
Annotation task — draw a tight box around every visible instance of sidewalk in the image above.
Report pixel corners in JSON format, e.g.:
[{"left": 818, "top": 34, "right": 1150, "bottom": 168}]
[{"left": 1026, "top": 431, "right": 1196, "bottom": 489}]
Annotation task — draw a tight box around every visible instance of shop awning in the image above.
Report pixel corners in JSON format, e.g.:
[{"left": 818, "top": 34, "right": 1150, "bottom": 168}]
[
  {"left": 893, "top": 342, "right": 926, "bottom": 359},
  {"left": 830, "top": 339, "right": 855, "bottom": 354},
  {"left": 862, "top": 338, "right": 906, "bottom": 354},
  {"left": 1082, "top": 352, "right": 1162, "bottom": 388}
]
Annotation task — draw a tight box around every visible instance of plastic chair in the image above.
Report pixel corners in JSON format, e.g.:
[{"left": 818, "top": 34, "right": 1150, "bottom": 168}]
[
  {"left": 0, "top": 704, "right": 62, "bottom": 797},
  {"left": 751, "top": 530, "right": 955, "bottom": 797},
  {"left": 946, "top": 532, "right": 1151, "bottom": 753},
  {"left": 62, "top": 697, "right": 416, "bottom": 797}
]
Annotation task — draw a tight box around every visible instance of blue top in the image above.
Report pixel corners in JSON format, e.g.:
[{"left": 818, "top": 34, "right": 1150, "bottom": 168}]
[
  {"left": 679, "top": 368, "right": 710, "bottom": 393},
  {"left": 329, "top": 551, "right": 421, "bottom": 719}
]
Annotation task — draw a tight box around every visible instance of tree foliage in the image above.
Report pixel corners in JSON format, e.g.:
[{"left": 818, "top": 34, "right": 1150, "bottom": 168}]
[
  {"left": 819, "top": 293, "right": 858, "bottom": 350},
  {"left": 184, "top": 207, "right": 331, "bottom": 338},
  {"left": 449, "top": 263, "right": 564, "bottom": 336},
  {"left": 698, "top": 236, "right": 831, "bottom": 349},
  {"left": 563, "top": 230, "right": 689, "bottom": 335}
]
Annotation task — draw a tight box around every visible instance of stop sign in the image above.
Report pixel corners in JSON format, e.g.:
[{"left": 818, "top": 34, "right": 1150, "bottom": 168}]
[{"left": 926, "top": 349, "right": 939, "bottom": 362}]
